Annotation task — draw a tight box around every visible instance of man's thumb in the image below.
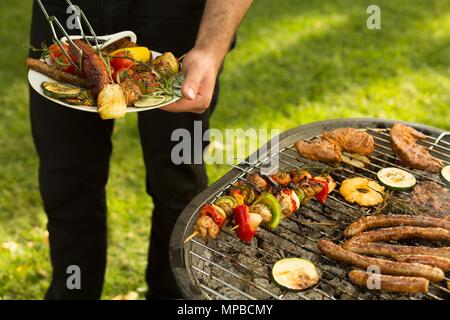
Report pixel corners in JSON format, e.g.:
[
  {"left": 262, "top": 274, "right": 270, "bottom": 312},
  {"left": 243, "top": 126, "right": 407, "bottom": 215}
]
[{"left": 182, "top": 68, "right": 203, "bottom": 100}]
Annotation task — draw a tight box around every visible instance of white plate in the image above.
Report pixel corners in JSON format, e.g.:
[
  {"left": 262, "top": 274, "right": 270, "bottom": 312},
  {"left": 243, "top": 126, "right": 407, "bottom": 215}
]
[{"left": 28, "top": 34, "right": 180, "bottom": 113}]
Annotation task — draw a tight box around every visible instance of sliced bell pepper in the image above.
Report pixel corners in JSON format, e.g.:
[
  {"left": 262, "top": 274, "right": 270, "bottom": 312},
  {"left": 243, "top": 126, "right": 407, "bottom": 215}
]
[
  {"left": 293, "top": 188, "right": 306, "bottom": 205},
  {"left": 252, "top": 192, "right": 282, "bottom": 230},
  {"left": 233, "top": 205, "right": 258, "bottom": 243},
  {"left": 229, "top": 189, "right": 245, "bottom": 206},
  {"left": 199, "top": 204, "right": 226, "bottom": 228},
  {"left": 214, "top": 196, "right": 237, "bottom": 217},
  {"left": 230, "top": 184, "right": 256, "bottom": 205},
  {"left": 308, "top": 179, "right": 329, "bottom": 204},
  {"left": 110, "top": 47, "right": 152, "bottom": 63}
]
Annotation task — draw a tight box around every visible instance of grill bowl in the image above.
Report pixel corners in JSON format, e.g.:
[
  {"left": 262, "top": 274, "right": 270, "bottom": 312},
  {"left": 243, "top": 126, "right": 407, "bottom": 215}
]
[{"left": 170, "top": 118, "right": 449, "bottom": 300}]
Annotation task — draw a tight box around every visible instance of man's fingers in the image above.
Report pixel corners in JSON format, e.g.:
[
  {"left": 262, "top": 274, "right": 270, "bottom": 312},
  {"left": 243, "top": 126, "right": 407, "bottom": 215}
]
[{"left": 160, "top": 96, "right": 206, "bottom": 113}]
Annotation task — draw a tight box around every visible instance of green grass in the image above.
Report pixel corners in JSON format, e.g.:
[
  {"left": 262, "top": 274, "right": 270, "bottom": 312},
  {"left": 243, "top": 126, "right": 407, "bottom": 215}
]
[{"left": 0, "top": 0, "right": 449, "bottom": 299}]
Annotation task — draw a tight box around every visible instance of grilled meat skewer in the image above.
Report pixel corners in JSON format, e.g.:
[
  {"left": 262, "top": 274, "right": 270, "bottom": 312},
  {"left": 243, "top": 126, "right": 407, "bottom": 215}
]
[{"left": 188, "top": 168, "right": 334, "bottom": 243}]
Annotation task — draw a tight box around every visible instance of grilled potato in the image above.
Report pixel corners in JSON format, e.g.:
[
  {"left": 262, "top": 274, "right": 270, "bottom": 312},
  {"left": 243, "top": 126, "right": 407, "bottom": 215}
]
[
  {"left": 97, "top": 84, "right": 127, "bottom": 119},
  {"left": 153, "top": 52, "right": 179, "bottom": 76}
]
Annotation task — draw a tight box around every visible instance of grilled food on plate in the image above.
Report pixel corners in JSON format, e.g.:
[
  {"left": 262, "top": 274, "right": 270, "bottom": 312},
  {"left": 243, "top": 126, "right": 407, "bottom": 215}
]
[
  {"left": 390, "top": 123, "right": 443, "bottom": 173},
  {"left": 27, "top": 39, "right": 183, "bottom": 119},
  {"left": 295, "top": 128, "right": 374, "bottom": 166}
]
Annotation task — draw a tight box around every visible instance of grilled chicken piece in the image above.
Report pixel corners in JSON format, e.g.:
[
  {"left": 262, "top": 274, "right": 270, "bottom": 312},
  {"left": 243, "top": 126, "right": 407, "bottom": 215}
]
[
  {"left": 120, "top": 78, "right": 142, "bottom": 107},
  {"left": 270, "top": 171, "right": 291, "bottom": 186},
  {"left": 295, "top": 138, "right": 342, "bottom": 165},
  {"left": 390, "top": 124, "right": 443, "bottom": 172},
  {"left": 246, "top": 172, "right": 268, "bottom": 192},
  {"left": 323, "top": 128, "right": 374, "bottom": 156},
  {"left": 410, "top": 181, "right": 450, "bottom": 218},
  {"left": 131, "top": 71, "right": 160, "bottom": 94},
  {"left": 251, "top": 203, "right": 272, "bottom": 223},
  {"left": 295, "top": 128, "right": 375, "bottom": 165},
  {"left": 290, "top": 168, "right": 312, "bottom": 185},
  {"left": 194, "top": 216, "right": 220, "bottom": 241}
]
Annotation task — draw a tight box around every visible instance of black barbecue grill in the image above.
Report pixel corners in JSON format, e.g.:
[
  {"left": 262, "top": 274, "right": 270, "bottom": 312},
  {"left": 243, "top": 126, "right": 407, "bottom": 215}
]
[{"left": 169, "top": 118, "right": 450, "bottom": 300}]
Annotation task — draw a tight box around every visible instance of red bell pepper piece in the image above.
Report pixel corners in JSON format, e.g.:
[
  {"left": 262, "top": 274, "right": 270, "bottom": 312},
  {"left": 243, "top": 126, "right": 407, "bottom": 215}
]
[
  {"left": 199, "top": 204, "right": 226, "bottom": 228},
  {"left": 233, "top": 205, "right": 256, "bottom": 243},
  {"left": 309, "top": 179, "right": 329, "bottom": 204}
]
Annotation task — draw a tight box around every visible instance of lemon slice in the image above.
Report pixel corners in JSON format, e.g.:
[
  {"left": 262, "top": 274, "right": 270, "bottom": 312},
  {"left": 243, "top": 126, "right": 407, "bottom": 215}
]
[{"left": 134, "top": 96, "right": 166, "bottom": 108}]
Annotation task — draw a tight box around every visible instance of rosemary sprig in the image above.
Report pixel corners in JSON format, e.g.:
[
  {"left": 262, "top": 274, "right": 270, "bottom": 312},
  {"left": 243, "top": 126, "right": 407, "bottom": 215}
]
[{"left": 374, "top": 191, "right": 424, "bottom": 215}]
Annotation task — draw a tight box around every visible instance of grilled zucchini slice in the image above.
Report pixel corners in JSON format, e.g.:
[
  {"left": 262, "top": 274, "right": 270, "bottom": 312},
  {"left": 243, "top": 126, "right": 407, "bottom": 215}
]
[
  {"left": 272, "top": 258, "right": 320, "bottom": 291},
  {"left": 41, "top": 82, "right": 81, "bottom": 99},
  {"left": 377, "top": 167, "right": 416, "bottom": 191},
  {"left": 63, "top": 89, "right": 95, "bottom": 106}
]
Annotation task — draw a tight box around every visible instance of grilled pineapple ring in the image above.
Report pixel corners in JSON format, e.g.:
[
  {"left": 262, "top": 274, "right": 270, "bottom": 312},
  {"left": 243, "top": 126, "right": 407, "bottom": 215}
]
[{"left": 339, "top": 177, "right": 384, "bottom": 207}]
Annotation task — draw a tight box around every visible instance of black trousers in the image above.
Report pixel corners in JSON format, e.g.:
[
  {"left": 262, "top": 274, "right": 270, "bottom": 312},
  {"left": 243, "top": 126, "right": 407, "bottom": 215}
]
[{"left": 29, "top": 0, "right": 215, "bottom": 299}]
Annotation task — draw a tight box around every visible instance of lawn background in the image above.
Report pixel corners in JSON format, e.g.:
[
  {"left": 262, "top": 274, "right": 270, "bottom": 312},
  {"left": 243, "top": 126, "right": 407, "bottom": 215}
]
[{"left": 0, "top": 0, "right": 448, "bottom": 299}]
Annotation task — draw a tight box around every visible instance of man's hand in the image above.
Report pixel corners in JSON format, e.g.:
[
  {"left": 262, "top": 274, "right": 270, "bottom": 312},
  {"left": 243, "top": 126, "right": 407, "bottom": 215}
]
[
  {"left": 160, "top": 48, "right": 221, "bottom": 113},
  {"left": 160, "top": 0, "right": 253, "bottom": 113}
]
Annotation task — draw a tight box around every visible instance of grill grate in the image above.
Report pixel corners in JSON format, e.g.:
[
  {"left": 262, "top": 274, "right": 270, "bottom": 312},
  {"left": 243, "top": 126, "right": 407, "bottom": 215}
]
[{"left": 170, "top": 119, "right": 450, "bottom": 300}]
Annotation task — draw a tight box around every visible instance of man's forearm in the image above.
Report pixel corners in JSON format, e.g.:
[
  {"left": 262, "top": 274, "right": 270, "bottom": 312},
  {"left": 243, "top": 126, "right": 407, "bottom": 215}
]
[{"left": 195, "top": 0, "right": 253, "bottom": 66}]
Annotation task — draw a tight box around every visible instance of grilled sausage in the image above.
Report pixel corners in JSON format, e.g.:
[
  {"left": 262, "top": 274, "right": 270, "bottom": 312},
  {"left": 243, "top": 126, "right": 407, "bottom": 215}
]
[
  {"left": 347, "top": 226, "right": 450, "bottom": 243},
  {"left": 394, "top": 255, "right": 450, "bottom": 272},
  {"left": 348, "top": 270, "right": 429, "bottom": 294},
  {"left": 344, "top": 215, "right": 450, "bottom": 238},
  {"left": 342, "top": 241, "right": 450, "bottom": 259},
  {"left": 70, "top": 40, "right": 110, "bottom": 97},
  {"left": 102, "top": 38, "right": 137, "bottom": 54},
  {"left": 317, "top": 240, "right": 444, "bottom": 282},
  {"left": 26, "top": 57, "right": 88, "bottom": 87}
]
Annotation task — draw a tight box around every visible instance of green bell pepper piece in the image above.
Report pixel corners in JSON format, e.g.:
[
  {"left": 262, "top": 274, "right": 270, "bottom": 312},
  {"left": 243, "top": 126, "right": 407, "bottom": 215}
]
[{"left": 252, "top": 192, "right": 282, "bottom": 230}]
